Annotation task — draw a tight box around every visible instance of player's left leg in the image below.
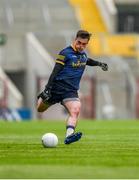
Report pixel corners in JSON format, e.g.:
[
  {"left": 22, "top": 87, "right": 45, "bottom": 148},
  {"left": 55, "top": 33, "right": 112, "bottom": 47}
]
[
  {"left": 63, "top": 99, "right": 82, "bottom": 144},
  {"left": 37, "top": 97, "right": 51, "bottom": 112},
  {"left": 37, "top": 89, "right": 57, "bottom": 112}
]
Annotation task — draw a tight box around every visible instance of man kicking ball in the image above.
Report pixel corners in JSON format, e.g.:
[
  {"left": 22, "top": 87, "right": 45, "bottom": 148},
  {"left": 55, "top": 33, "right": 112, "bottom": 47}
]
[{"left": 37, "top": 30, "right": 108, "bottom": 144}]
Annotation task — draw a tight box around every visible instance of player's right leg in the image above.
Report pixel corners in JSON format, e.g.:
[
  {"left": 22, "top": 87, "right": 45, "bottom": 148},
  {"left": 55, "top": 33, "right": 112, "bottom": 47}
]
[{"left": 62, "top": 99, "right": 82, "bottom": 144}]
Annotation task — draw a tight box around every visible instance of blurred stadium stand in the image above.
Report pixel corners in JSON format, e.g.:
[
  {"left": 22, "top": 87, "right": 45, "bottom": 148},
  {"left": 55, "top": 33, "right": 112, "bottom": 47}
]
[
  {"left": 69, "top": 0, "right": 139, "bottom": 119},
  {"left": 0, "top": 0, "right": 139, "bottom": 120}
]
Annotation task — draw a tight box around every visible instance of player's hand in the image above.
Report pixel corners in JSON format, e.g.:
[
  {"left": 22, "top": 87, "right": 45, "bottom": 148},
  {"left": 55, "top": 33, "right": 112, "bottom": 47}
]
[
  {"left": 43, "top": 88, "right": 52, "bottom": 101},
  {"left": 37, "top": 87, "right": 52, "bottom": 102},
  {"left": 100, "top": 63, "right": 108, "bottom": 71}
]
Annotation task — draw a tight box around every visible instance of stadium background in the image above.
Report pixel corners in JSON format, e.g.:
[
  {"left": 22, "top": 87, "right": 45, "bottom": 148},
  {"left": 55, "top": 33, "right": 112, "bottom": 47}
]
[
  {"left": 0, "top": 0, "right": 139, "bottom": 120},
  {"left": 0, "top": 0, "right": 139, "bottom": 179}
]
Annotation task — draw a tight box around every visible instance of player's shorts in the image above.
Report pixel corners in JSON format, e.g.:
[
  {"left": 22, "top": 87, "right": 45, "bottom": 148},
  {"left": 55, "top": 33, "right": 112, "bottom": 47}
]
[
  {"left": 46, "top": 90, "right": 80, "bottom": 106},
  {"left": 38, "top": 79, "right": 80, "bottom": 106}
]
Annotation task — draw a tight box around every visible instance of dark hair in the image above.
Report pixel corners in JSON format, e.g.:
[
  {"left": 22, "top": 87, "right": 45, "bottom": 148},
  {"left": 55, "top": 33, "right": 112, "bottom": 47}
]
[{"left": 76, "top": 30, "right": 92, "bottom": 40}]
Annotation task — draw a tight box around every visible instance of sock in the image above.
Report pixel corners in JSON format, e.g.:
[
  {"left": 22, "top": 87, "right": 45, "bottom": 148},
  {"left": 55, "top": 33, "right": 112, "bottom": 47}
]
[{"left": 66, "top": 125, "right": 75, "bottom": 137}]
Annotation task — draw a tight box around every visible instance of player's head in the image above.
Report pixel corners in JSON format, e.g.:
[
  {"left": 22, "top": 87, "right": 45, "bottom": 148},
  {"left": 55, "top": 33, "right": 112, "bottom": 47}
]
[{"left": 73, "top": 30, "right": 92, "bottom": 52}]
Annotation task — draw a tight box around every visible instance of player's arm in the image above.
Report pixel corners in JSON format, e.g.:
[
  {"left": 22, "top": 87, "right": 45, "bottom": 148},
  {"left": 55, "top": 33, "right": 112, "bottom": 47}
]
[
  {"left": 37, "top": 63, "right": 64, "bottom": 102},
  {"left": 38, "top": 53, "right": 65, "bottom": 102},
  {"left": 86, "top": 58, "right": 108, "bottom": 71},
  {"left": 45, "top": 63, "right": 63, "bottom": 89},
  {"left": 46, "top": 53, "right": 66, "bottom": 89}
]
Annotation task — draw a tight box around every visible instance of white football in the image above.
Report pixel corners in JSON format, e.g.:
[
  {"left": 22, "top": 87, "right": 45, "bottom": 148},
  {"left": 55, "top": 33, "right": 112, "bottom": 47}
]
[{"left": 42, "top": 133, "right": 58, "bottom": 148}]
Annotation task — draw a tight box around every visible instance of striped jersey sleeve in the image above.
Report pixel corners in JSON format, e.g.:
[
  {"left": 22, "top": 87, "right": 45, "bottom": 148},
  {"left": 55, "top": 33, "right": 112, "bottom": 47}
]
[{"left": 55, "top": 51, "right": 66, "bottom": 66}]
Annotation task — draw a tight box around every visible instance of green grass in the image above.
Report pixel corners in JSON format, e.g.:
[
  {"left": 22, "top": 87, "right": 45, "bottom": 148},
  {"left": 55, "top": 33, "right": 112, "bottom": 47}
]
[{"left": 0, "top": 120, "right": 139, "bottom": 178}]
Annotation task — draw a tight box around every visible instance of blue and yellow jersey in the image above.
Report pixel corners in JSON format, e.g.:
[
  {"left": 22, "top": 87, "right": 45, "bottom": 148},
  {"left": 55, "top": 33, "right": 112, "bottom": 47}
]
[{"left": 53, "top": 45, "right": 88, "bottom": 91}]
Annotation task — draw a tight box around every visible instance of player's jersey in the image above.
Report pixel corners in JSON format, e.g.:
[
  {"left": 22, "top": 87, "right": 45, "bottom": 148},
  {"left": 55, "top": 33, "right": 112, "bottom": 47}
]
[{"left": 52, "top": 45, "right": 88, "bottom": 93}]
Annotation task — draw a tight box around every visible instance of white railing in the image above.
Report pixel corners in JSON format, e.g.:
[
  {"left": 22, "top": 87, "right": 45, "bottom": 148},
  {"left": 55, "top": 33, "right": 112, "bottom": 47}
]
[
  {"left": 0, "top": 67, "right": 23, "bottom": 108},
  {"left": 26, "top": 32, "right": 54, "bottom": 118},
  {"left": 97, "top": 56, "right": 136, "bottom": 119},
  {"left": 96, "top": 0, "right": 117, "bottom": 33},
  {"left": 101, "top": 83, "right": 116, "bottom": 119}
]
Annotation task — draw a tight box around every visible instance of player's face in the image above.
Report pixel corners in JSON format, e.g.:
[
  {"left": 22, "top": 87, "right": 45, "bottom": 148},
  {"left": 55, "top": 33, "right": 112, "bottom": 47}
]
[{"left": 74, "top": 38, "right": 89, "bottom": 52}]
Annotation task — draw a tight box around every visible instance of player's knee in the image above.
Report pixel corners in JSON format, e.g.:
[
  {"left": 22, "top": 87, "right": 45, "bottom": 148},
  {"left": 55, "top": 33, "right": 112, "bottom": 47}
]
[
  {"left": 37, "top": 106, "right": 45, "bottom": 112},
  {"left": 37, "top": 103, "right": 44, "bottom": 112},
  {"left": 65, "top": 100, "right": 81, "bottom": 118},
  {"left": 37, "top": 105, "right": 49, "bottom": 112},
  {"left": 37, "top": 98, "right": 48, "bottom": 112},
  {"left": 70, "top": 106, "right": 81, "bottom": 118}
]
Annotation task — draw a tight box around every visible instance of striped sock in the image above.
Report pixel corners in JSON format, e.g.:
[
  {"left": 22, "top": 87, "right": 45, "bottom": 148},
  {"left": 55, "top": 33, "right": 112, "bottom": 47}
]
[{"left": 66, "top": 125, "right": 75, "bottom": 137}]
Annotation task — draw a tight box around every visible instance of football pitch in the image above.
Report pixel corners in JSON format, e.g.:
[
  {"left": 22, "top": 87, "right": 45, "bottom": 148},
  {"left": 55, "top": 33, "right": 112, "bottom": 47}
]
[{"left": 0, "top": 120, "right": 139, "bottom": 179}]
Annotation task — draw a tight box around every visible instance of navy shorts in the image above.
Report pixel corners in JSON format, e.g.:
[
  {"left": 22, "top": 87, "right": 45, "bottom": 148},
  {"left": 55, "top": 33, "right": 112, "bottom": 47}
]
[
  {"left": 47, "top": 90, "right": 79, "bottom": 105},
  {"left": 40, "top": 79, "right": 80, "bottom": 105}
]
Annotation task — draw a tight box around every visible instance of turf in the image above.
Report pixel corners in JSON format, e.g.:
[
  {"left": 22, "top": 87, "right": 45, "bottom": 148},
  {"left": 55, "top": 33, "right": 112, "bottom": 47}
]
[{"left": 0, "top": 120, "right": 139, "bottom": 178}]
